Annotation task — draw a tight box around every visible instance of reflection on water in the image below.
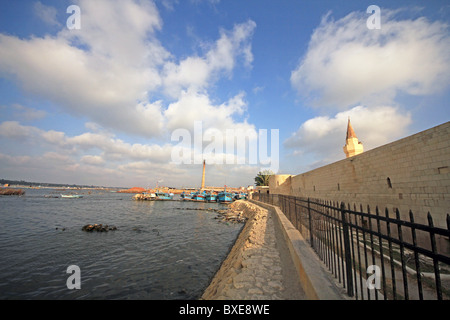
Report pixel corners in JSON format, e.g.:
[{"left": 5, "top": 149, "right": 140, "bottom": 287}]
[{"left": 0, "top": 189, "right": 242, "bottom": 299}]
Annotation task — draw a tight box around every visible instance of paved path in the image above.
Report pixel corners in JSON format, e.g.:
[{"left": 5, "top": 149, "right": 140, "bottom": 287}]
[{"left": 202, "top": 201, "right": 306, "bottom": 300}]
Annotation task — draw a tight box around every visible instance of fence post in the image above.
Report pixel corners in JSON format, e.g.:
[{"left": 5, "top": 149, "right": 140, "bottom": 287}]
[
  {"left": 427, "top": 212, "right": 442, "bottom": 300},
  {"left": 341, "top": 202, "right": 354, "bottom": 297},
  {"left": 308, "top": 198, "right": 313, "bottom": 246}
]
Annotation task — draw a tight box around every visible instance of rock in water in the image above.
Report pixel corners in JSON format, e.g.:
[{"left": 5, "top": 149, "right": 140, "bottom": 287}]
[{"left": 82, "top": 224, "right": 117, "bottom": 232}]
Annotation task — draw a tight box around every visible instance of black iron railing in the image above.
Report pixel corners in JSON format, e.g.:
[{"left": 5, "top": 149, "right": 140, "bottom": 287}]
[{"left": 251, "top": 193, "right": 450, "bottom": 300}]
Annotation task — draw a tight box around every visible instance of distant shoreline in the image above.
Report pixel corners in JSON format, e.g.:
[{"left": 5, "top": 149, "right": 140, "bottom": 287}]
[
  {"left": 1, "top": 179, "right": 251, "bottom": 194},
  {"left": 1, "top": 184, "right": 249, "bottom": 195},
  {"left": 1, "top": 184, "right": 119, "bottom": 191},
  {"left": 0, "top": 178, "right": 119, "bottom": 190}
]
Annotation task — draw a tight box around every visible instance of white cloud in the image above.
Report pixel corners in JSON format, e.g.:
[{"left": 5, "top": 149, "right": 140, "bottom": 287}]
[
  {"left": 0, "top": 151, "right": 123, "bottom": 186},
  {"left": 60, "top": 0, "right": 165, "bottom": 65},
  {"left": 0, "top": 1, "right": 260, "bottom": 187},
  {"left": 164, "top": 90, "right": 251, "bottom": 133},
  {"left": 285, "top": 8, "right": 449, "bottom": 172},
  {"left": 0, "top": 121, "right": 42, "bottom": 140},
  {"left": 80, "top": 155, "right": 106, "bottom": 166},
  {"left": 11, "top": 104, "right": 47, "bottom": 121},
  {"left": 162, "top": 20, "right": 256, "bottom": 98},
  {"left": 291, "top": 9, "right": 450, "bottom": 109},
  {"left": 0, "top": 120, "right": 186, "bottom": 186},
  {"left": 0, "top": 118, "right": 262, "bottom": 187},
  {"left": 0, "top": 0, "right": 168, "bottom": 138},
  {"left": 0, "top": 121, "right": 173, "bottom": 163},
  {"left": 159, "top": 0, "right": 178, "bottom": 11},
  {"left": 0, "top": 2, "right": 256, "bottom": 140},
  {"left": 34, "top": 1, "right": 60, "bottom": 26},
  {"left": 284, "top": 105, "right": 412, "bottom": 164}
]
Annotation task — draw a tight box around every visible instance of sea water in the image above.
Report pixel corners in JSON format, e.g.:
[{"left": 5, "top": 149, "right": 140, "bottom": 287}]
[{"left": 0, "top": 189, "right": 242, "bottom": 299}]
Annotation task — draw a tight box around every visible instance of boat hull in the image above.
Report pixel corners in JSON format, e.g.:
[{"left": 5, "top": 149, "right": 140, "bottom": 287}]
[
  {"left": 155, "top": 193, "right": 174, "bottom": 200},
  {"left": 180, "top": 192, "right": 194, "bottom": 200},
  {"left": 217, "top": 192, "right": 233, "bottom": 203},
  {"left": 190, "top": 191, "right": 207, "bottom": 201}
]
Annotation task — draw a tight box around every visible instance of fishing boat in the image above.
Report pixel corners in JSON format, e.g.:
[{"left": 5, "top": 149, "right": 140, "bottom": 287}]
[
  {"left": 133, "top": 192, "right": 156, "bottom": 201},
  {"left": 143, "top": 192, "right": 157, "bottom": 200},
  {"left": 191, "top": 190, "right": 206, "bottom": 201},
  {"left": 217, "top": 187, "right": 233, "bottom": 203},
  {"left": 180, "top": 191, "right": 192, "bottom": 200},
  {"left": 155, "top": 192, "right": 174, "bottom": 200},
  {"left": 205, "top": 192, "right": 217, "bottom": 202},
  {"left": 234, "top": 192, "right": 247, "bottom": 200},
  {"left": 61, "top": 194, "right": 83, "bottom": 199}
]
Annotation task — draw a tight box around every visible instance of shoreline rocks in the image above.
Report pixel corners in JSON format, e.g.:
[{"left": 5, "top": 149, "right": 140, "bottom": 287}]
[
  {"left": 215, "top": 208, "right": 247, "bottom": 224},
  {"left": 172, "top": 207, "right": 248, "bottom": 224}
]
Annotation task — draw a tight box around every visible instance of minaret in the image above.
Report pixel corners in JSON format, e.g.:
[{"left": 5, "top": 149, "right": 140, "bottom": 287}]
[
  {"left": 201, "top": 160, "right": 206, "bottom": 190},
  {"left": 343, "top": 117, "right": 363, "bottom": 158}
]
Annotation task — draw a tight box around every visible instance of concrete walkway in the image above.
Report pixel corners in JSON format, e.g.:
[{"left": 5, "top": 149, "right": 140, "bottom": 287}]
[{"left": 202, "top": 201, "right": 306, "bottom": 300}]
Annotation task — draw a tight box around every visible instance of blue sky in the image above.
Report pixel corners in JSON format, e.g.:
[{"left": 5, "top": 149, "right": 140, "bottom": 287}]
[{"left": 0, "top": 0, "right": 449, "bottom": 188}]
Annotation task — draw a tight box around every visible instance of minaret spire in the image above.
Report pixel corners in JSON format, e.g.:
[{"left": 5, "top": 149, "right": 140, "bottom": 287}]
[
  {"left": 343, "top": 117, "right": 363, "bottom": 158},
  {"left": 346, "top": 117, "right": 358, "bottom": 140}
]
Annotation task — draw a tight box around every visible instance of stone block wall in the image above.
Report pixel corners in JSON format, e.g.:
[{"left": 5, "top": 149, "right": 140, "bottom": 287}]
[{"left": 271, "top": 122, "right": 450, "bottom": 230}]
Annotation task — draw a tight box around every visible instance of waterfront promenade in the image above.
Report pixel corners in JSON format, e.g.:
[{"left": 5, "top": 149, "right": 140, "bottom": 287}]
[{"left": 202, "top": 200, "right": 307, "bottom": 300}]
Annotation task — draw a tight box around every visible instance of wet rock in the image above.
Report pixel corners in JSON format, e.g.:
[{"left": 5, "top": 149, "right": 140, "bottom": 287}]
[
  {"left": 0, "top": 188, "right": 25, "bottom": 196},
  {"left": 82, "top": 224, "right": 117, "bottom": 232},
  {"left": 215, "top": 208, "right": 248, "bottom": 224}
]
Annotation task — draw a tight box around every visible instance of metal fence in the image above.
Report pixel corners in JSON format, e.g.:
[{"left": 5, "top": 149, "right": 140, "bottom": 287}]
[{"left": 251, "top": 193, "right": 450, "bottom": 300}]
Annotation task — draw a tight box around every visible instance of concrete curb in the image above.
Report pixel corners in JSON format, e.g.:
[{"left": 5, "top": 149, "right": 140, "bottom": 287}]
[{"left": 249, "top": 199, "right": 352, "bottom": 300}]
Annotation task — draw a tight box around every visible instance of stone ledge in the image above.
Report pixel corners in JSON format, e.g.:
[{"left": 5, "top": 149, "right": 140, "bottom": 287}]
[{"left": 249, "top": 199, "right": 352, "bottom": 300}]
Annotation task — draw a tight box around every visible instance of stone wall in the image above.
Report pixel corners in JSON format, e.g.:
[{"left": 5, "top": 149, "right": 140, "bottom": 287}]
[
  {"left": 267, "top": 175, "right": 292, "bottom": 195},
  {"left": 270, "top": 121, "right": 450, "bottom": 228},
  {"left": 269, "top": 122, "right": 450, "bottom": 252}
]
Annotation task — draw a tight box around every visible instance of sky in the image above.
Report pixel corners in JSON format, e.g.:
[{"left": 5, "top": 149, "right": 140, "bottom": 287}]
[{"left": 0, "top": 0, "right": 449, "bottom": 188}]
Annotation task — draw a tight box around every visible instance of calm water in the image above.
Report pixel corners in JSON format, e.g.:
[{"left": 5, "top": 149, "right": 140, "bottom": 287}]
[{"left": 0, "top": 189, "right": 242, "bottom": 300}]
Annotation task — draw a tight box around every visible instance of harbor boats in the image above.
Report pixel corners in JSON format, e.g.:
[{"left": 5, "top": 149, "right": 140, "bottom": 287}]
[
  {"left": 61, "top": 194, "right": 83, "bottom": 198},
  {"left": 155, "top": 192, "right": 174, "bottom": 200}
]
